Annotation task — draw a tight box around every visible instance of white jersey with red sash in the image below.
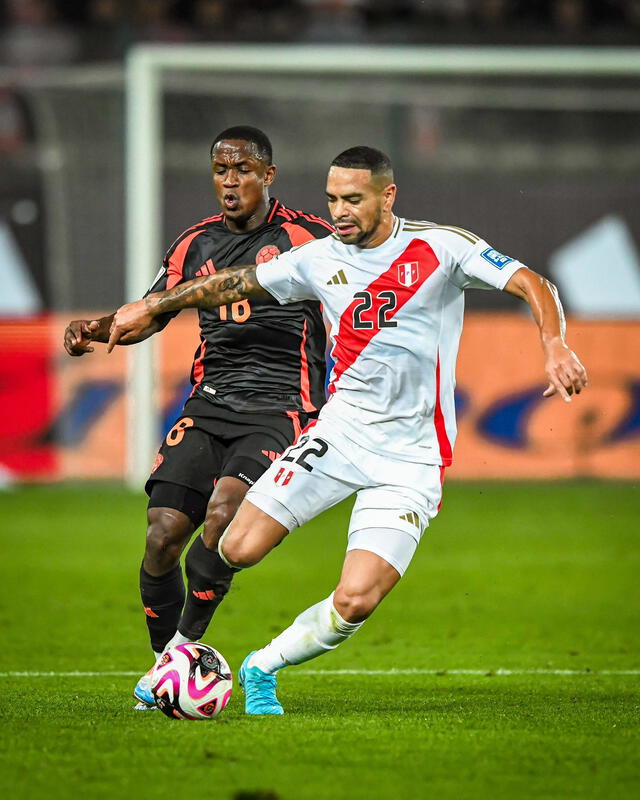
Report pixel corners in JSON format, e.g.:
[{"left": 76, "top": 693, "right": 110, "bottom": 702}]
[{"left": 256, "top": 216, "right": 525, "bottom": 466}]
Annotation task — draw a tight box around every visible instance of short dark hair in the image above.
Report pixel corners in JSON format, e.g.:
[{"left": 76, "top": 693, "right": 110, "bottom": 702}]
[
  {"left": 331, "top": 146, "right": 393, "bottom": 179},
  {"left": 210, "top": 126, "right": 273, "bottom": 164}
]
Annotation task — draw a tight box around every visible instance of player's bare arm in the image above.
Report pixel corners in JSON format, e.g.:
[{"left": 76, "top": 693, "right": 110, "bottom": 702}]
[
  {"left": 503, "top": 267, "right": 588, "bottom": 402},
  {"left": 107, "top": 265, "right": 269, "bottom": 352}
]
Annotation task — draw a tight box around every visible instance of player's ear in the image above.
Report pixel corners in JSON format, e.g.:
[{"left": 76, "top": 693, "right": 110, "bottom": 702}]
[
  {"left": 264, "top": 163, "right": 277, "bottom": 187},
  {"left": 383, "top": 183, "right": 397, "bottom": 213}
]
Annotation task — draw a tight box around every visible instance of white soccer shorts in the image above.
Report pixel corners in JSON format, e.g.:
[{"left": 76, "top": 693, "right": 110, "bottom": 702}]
[{"left": 246, "top": 418, "right": 445, "bottom": 575}]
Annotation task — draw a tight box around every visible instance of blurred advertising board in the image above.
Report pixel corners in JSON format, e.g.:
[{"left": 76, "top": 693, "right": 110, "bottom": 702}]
[{"left": 0, "top": 313, "right": 638, "bottom": 483}]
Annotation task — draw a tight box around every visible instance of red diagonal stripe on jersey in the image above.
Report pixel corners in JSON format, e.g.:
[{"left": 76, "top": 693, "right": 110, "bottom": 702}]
[
  {"left": 328, "top": 239, "right": 440, "bottom": 394},
  {"left": 167, "top": 229, "right": 205, "bottom": 289},
  {"left": 434, "top": 354, "right": 453, "bottom": 466}
]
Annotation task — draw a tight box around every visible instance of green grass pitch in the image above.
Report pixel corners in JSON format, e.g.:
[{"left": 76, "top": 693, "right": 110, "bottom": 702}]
[{"left": 1, "top": 482, "right": 638, "bottom": 799}]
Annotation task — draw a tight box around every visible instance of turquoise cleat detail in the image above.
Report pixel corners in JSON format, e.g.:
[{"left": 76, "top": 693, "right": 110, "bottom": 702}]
[
  {"left": 133, "top": 667, "right": 157, "bottom": 709},
  {"left": 239, "top": 651, "right": 284, "bottom": 715}
]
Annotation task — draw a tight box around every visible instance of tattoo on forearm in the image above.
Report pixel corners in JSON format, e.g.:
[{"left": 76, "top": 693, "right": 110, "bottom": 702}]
[{"left": 150, "top": 265, "right": 267, "bottom": 313}]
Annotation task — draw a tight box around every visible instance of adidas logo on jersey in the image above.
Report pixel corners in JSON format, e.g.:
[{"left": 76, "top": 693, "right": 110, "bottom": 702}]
[
  {"left": 400, "top": 511, "right": 421, "bottom": 529},
  {"left": 327, "top": 269, "right": 348, "bottom": 285}
]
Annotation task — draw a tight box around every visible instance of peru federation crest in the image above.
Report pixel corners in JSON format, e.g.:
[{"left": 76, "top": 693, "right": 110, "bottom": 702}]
[{"left": 397, "top": 261, "right": 419, "bottom": 287}]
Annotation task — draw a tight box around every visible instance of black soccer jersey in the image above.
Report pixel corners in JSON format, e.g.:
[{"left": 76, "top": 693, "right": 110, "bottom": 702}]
[{"left": 146, "top": 199, "right": 333, "bottom": 416}]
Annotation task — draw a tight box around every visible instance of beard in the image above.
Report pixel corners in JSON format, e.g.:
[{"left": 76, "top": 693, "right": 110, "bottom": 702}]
[{"left": 337, "top": 205, "right": 383, "bottom": 247}]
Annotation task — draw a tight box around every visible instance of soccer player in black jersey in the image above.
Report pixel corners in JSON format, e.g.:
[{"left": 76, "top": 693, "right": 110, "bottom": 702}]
[{"left": 63, "top": 126, "right": 332, "bottom": 708}]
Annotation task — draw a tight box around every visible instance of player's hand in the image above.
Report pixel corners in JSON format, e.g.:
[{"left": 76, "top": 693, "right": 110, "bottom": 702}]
[
  {"left": 542, "top": 338, "right": 588, "bottom": 403},
  {"left": 63, "top": 319, "right": 100, "bottom": 356},
  {"left": 107, "top": 300, "right": 153, "bottom": 352}
]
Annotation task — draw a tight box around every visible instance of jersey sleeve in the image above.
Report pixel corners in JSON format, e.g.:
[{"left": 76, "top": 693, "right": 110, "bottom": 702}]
[
  {"left": 255, "top": 242, "right": 318, "bottom": 304},
  {"left": 431, "top": 228, "right": 526, "bottom": 291},
  {"left": 143, "top": 229, "right": 207, "bottom": 324}
]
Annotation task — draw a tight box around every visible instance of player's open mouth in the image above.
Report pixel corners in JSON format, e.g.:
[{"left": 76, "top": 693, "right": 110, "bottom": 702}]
[
  {"left": 336, "top": 223, "right": 357, "bottom": 235},
  {"left": 224, "top": 194, "right": 239, "bottom": 210}
]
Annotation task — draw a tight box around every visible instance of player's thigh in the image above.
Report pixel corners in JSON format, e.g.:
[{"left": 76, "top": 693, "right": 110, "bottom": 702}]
[
  {"left": 219, "top": 424, "right": 295, "bottom": 490},
  {"left": 202, "top": 422, "right": 300, "bottom": 546},
  {"left": 145, "top": 414, "right": 225, "bottom": 513},
  {"left": 245, "top": 430, "right": 361, "bottom": 532},
  {"left": 346, "top": 464, "right": 444, "bottom": 576}
]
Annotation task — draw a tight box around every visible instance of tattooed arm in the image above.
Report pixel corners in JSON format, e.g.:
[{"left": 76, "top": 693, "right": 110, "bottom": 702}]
[{"left": 107, "top": 265, "right": 268, "bottom": 352}]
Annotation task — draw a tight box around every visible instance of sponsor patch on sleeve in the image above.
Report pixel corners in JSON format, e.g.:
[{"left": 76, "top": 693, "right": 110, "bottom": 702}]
[{"left": 480, "top": 248, "right": 514, "bottom": 269}]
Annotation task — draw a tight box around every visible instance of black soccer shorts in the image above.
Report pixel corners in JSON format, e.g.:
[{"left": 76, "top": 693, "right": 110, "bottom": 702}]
[{"left": 145, "top": 397, "right": 307, "bottom": 521}]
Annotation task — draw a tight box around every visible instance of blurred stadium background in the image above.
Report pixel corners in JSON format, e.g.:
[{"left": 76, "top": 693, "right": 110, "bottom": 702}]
[{"left": 1, "top": 0, "right": 639, "bottom": 486}]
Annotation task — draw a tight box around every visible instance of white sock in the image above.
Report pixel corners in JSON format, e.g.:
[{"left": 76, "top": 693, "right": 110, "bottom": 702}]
[
  {"left": 153, "top": 650, "right": 163, "bottom": 662},
  {"left": 164, "top": 630, "right": 192, "bottom": 651},
  {"left": 249, "top": 593, "right": 364, "bottom": 674}
]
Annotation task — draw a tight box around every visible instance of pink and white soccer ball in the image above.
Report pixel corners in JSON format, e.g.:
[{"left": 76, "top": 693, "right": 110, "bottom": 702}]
[{"left": 151, "top": 642, "right": 232, "bottom": 720}]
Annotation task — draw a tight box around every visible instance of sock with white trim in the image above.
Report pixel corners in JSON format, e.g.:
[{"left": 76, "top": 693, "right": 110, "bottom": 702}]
[{"left": 248, "top": 593, "right": 364, "bottom": 674}]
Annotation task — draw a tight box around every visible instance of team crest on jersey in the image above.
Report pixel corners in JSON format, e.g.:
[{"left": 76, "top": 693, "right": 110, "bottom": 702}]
[
  {"left": 397, "top": 262, "right": 420, "bottom": 287},
  {"left": 256, "top": 245, "right": 281, "bottom": 264}
]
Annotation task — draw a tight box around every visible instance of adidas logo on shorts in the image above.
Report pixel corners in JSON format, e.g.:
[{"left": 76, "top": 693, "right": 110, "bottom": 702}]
[{"left": 399, "top": 511, "right": 421, "bottom": 529}]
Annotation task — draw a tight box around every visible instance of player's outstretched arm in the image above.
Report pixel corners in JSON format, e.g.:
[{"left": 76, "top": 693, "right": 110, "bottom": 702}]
[
  {"left": 503, "top": 267, "right": 588, "bottom": 402},
  {"left": 107, "top": 264, "right": 271, "bottom": 352},
  {"left": 107, "top": 265, "right": 269, "bottom": 352}
]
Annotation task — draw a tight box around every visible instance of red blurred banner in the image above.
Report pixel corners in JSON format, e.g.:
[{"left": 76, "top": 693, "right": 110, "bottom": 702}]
[{"left": 1, "top": 313, "right": 638, "bottom": 483}]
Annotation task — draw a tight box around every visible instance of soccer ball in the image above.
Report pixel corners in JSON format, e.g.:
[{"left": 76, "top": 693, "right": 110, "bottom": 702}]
[{"left": 151, "top": 642, "right": 232, "bottom": 720}]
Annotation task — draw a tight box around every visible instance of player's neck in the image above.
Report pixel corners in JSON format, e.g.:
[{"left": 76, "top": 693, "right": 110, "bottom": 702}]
[
  {"left": 358, "top": 214, "right": 395, "bottom": 250},
  {"left": 223, "top": 198, "right": 271, "bottom": 234}
]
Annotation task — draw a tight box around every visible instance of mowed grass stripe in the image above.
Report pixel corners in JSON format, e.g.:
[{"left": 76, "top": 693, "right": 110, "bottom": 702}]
[{"left": 2, "top": 668, "right": 639, "bottom": 677}]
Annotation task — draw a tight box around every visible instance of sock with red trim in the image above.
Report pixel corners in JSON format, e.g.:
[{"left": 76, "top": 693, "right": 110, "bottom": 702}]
[
  {"left": 139, "top": 563, "right": 185, "bottom": 654},
  {"left": 178, "top": 534, "right": 238, "bottom": 641}
]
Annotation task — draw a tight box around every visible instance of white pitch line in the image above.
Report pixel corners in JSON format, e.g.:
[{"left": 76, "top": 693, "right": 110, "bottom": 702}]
[{"left": 0, "top": 668, "right": 638, "bottom": 678}]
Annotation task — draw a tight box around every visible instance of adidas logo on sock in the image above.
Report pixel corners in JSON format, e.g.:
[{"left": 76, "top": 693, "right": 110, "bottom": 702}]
[
  {"left": 400, "top": 512, "right": 421, "bottom": 529},
  {"left": 192, "top": 589, "right": 216, "bottom": 601},
  {"left": 327, "top": 269, "right": 348, "bottom": 285}
]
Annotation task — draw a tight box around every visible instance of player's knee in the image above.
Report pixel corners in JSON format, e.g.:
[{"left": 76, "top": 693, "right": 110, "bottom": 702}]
[
  {"left": 145, "top": 510, "right": 190, "bottom": 568},
  {"left": 333, "top": 584, "right": 381, "bottom": 623},
  {"left": 202, "top": 500, "right": 239, "bottom": 549},
  {"left": 219, "top": 528, "right": 262, "bottom": 569}
]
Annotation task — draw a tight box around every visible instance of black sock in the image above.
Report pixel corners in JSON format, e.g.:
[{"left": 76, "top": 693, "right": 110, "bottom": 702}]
[
  {"left": 139, "top": 563, "right": 185, "bottom": 653},
  {"left": 178, "top": 534, "right": 238, "bottom": 641}
]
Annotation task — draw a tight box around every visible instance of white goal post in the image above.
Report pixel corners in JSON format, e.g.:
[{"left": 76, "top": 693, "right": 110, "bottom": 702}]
[{"left": 124, "top": 44, "right": 640, "bottom": 489}]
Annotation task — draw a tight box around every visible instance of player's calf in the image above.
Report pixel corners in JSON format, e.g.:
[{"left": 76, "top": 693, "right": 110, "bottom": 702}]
[{"left": 178, "top": 534, "right": 238, "bottom": 641}]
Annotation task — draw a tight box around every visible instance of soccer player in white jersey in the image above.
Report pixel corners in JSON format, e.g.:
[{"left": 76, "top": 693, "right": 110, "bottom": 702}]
[{"left": 109, "top": 146, "right": 588, "bottom": 715}]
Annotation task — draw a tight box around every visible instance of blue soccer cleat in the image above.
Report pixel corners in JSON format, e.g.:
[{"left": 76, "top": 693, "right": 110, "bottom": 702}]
[
  {"left": 133, "top": 666, "right": 157, "bottom": 709},
  {"left": 238, "top": 651, "right": 284, "bottom": 715}
]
